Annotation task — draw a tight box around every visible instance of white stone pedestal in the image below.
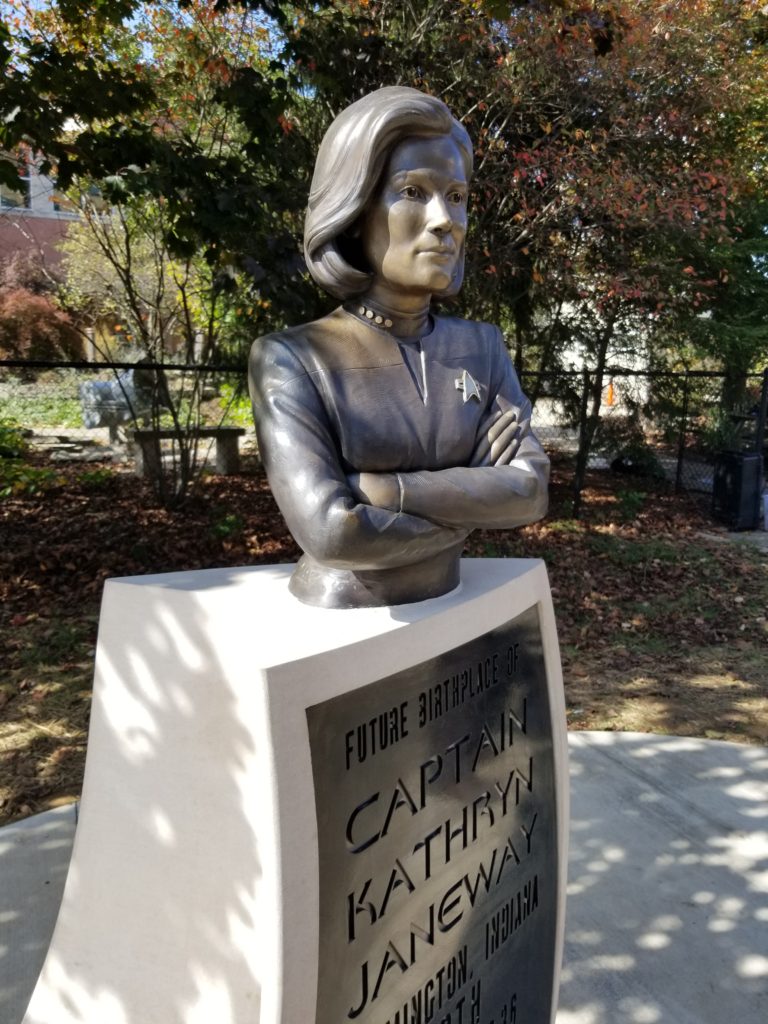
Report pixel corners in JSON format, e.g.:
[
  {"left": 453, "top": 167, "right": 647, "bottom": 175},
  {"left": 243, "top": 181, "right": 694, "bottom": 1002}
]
[{"left": 22, "top": 559, "right": 567, "bottom": 1024}]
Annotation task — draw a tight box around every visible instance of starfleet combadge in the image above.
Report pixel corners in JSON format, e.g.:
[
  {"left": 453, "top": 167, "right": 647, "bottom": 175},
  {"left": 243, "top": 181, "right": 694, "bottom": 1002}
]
[{"left": 455, "top": 369, "right": 482, "bottom": 403}]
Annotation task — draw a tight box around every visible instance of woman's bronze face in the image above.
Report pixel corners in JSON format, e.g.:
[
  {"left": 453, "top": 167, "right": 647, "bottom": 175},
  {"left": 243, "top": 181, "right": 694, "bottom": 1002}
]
[{"left": 361, "top": 134, "right": 468, "bottom": 307}]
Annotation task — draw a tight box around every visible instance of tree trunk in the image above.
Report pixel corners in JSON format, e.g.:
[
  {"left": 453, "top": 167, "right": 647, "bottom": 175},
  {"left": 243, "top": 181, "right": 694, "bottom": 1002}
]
[
  {"left": 514, "top": 315, "right": 524, "bottom": 376},
  {"left": 721, "top": 367, "right": 750, "bottom": 413},
  {"left": 572, "top": 312, "right": 617, "bottom": 517}
]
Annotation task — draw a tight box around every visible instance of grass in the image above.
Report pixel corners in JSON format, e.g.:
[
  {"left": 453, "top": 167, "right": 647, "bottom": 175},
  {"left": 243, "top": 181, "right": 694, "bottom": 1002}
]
[
  {"left": 0, "top": 614, "right": 96, "bottom": 818},
  {"left": 586, "top": 532, "right": 680, "bottom": 565},
  {"left": 0, "top": 374, "right": 83, "bottom": 429},
  {"left": 0, "top": 371, "right": 252, "bottom": 434},
  {"left": 556, "top": 534, "right": 768, "bottom": 742},
  {"left": 0, "top": 460, "right": 766, "bottom": 823},
  {"left": 209, "top": 509, "right": 245, "bottom": 539}
]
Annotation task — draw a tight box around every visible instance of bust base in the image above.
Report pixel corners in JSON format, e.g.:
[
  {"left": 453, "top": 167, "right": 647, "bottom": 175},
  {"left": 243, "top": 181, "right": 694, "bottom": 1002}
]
[
  {"left": 22, "top": 558, "right": 567, "bottom": 1024},
  {"left": 289, "top": 543, "right": 464, "bottom": 608}
]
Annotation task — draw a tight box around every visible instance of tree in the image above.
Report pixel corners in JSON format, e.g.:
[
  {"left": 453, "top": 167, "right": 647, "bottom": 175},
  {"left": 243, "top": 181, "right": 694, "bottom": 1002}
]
[
  {"left": 288, "top": 0, "right": 766, "bottom": 509},
  {"left": 46, "top": 0, "right": 302, "bottom": 504},
  {"left": 674, "top": 200, "right": 768, "bottom": 409},
  {"left": 3, "top": 0, "right": 767, "bottom": 513},
  {"left": 0, "top": 0, "right": 339, "bottom": 505},
  {"left": 0, "top": 0, "right": 327, "bottom": 327},
  {"left": 59, "top": 189, "right": 255, "bottom": 504},
  {"left": 5, "top": 0, "right": 764, "bottom": 339}
]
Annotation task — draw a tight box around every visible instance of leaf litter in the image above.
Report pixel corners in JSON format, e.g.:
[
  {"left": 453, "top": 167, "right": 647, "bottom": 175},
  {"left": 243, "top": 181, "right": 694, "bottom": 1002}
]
[{"left": 0, "top": 457, "right": 765, "bottom": 824}]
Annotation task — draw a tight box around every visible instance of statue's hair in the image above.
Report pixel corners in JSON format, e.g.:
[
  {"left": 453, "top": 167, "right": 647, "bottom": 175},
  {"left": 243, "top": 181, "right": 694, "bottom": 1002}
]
[{"left": 304, "top": 87, "right": 473, "bottom": 300}]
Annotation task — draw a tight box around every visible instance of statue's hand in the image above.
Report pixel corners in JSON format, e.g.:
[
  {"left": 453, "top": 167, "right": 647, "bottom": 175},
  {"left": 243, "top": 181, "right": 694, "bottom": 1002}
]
[
  {"left": 348, "top": 471, "right": 401, "bottom": 511},
  {"left": 471, "top": 408, "right": 528, "bottom": 466}
]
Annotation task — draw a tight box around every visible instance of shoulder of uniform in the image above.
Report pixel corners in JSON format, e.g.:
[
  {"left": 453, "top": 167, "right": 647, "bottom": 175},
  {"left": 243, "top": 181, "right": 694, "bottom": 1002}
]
[
  {"left": 435, "top": 313, "right": 502, "bottom": 337},
  {"left": 248, "top": 312, "right": 342, "bottom": 389},
  {"left": 433, "top": 315, "right": 507, "bottom": 358}
]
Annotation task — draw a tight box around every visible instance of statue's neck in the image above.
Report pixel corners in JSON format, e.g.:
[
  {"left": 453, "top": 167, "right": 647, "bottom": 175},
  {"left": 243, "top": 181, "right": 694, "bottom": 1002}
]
[{"left": 353, "top": 291, "right": 431, "bottom": 339}]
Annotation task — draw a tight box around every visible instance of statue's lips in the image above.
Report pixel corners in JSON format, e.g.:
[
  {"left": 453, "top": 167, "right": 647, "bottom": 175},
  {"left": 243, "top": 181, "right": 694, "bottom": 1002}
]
[{"left": 418, "top": 247, "right": 456, "bottom": 258}]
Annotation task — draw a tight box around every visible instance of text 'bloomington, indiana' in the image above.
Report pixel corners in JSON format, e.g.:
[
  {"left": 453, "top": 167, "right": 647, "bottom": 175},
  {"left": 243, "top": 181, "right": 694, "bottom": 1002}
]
[{"left": 340, "top": 644, "right": 543, "bottom": 1021}]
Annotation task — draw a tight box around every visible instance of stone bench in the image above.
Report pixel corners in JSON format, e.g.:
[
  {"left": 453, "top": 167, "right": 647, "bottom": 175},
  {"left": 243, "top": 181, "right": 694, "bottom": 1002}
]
[
  {"left": 131, "top": 427, "right": 246, "bottom": 477},
  {"left": 80, "top": 367, "right": 168, "bottom": 443}
]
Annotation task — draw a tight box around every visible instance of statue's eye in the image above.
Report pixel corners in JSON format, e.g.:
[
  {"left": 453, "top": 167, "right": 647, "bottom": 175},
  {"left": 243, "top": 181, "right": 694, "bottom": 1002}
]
[{"left": 400, "top": 185, "right": 421, "bottom": 200}]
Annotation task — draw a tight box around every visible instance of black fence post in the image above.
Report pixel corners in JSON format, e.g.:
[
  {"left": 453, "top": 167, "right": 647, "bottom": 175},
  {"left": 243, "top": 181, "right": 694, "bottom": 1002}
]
[
  {"left": 675, "top": 371, "right": 691, "bottom": 494},
  {"left": 755, "top": 368, "right": 768, "bottom": 522},
  {"left": 572, "top": 366, "right": 591, "bottom": 518},
  {"left": 755, "top": 367, "right": 768, "bottom": 459}
]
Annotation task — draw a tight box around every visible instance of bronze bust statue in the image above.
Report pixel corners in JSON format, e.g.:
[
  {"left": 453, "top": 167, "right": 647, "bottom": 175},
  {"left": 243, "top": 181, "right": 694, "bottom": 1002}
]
[{"left": 249, "top": 87, "right": 549, "bottom": 608}]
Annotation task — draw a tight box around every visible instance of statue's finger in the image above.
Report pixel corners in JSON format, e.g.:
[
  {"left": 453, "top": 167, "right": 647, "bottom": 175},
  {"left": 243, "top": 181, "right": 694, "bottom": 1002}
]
[
  {"left": 490, "top": 421, "right": 521, "bottom": 461},
  {"left": 486, "top": 408, "right": 517, "bottom": 444},
  {"left": 493, "top": 437, "right": 522, "bottom": 466},
  {"left": 470, "top": 432, "right": 491, "bottom": 465}
]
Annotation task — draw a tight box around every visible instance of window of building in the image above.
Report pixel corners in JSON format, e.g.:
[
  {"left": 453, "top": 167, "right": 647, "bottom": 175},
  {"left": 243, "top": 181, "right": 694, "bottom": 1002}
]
[
  {"left": 0, "top": 155, "right": 30, "bottom": 209},
  {"left": 52, "top": 185, "right": 79, "bottom": 214}
]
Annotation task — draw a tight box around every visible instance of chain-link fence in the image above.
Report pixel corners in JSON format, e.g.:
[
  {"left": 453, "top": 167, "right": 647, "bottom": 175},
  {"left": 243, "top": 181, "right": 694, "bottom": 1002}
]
[
  {"left": 520, "top": 365, "right": 768, "bottom": 497},
  {"left": 0, "top": 357, "right": 251, "bottom": 454},
  {"left": 2, "top": 358, "right": 766, "bottom": 501}
]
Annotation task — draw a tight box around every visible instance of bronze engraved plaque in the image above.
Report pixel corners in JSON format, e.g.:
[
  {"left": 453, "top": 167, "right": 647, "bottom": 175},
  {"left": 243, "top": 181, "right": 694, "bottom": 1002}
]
[{"left": 307, "top": 605, "right": 558, "bottom": 1024}]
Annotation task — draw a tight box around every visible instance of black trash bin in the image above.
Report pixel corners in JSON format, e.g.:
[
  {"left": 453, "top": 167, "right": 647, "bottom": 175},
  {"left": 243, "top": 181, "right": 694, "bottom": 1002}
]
[{"left": 712, "top": 451, "right": 763, "bottom": 530}]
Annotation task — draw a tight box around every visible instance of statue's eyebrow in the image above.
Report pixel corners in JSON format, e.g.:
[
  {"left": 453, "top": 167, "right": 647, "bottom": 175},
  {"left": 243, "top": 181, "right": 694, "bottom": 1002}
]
[{"left": 390, "top": 168, "right": 468, "bottom": 191}]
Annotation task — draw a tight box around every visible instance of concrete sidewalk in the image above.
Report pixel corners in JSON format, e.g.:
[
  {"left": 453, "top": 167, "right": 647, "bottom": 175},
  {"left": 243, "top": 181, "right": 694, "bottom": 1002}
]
[
  {"left": 0, "top": 801, "right": 78, "bottom": 1024},
  {"left": 2, "top": 732, "right": 766, "bottom": 1024},
  {"left": 698, "top": 528, "right": 768, "bottom": 554},
  {"left": 559, "top": 733, "right": 767, "bottom": 1023}
]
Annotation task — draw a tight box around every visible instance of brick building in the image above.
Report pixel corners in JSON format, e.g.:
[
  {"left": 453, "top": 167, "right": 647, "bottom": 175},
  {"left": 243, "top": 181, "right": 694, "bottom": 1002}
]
[{"left": 0, "top": 148, "right": 80, "bottom": 269}]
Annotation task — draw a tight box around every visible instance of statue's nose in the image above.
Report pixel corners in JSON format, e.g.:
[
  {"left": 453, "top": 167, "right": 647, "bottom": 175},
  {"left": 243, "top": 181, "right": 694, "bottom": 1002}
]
[{"left": 426, "top": 194, "right": 452, "bottom": 233}]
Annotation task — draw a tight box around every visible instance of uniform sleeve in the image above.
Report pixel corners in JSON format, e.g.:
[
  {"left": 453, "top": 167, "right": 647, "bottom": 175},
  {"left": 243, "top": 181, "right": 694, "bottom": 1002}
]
[
  {"left": 249, "top": 336, "right": 469, "bottom": 571},
  {"left": 395, "top": 329, "right": 550, "bottom": 529}
]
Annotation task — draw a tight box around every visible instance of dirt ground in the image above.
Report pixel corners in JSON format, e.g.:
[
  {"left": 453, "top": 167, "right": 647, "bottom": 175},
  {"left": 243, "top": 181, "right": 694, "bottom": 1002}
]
[{"left": 1, "top": 454, "right": 766, "bottom": 825}]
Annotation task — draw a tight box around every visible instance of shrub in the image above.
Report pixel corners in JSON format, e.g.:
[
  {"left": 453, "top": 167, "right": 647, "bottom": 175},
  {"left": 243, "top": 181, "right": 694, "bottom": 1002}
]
[
  {"left": 595, "top": 414, "right": 666, "bottom": 481},
  {"left": 217, "top": 380, "right": 252, "bottom": 428},
  {"left": 697, "top": 406, "right": 749, "bottom": 456},
  {"left": 0, "top": 251, "right": 60, "bottom": 295},
  {"left": 0, "top": 288, "right": 83, "bottom": 361},
  {"left": 0, "top": 417, "right": 62, "bottom": 498},
  {"left": 0, "top": 419, "right": 28, "bottom": 458},
  {"left": 79, "top": 467, "right": 116, "bottom": 491},
  {"left": 0, "top": 460, "right": 60, "bottom": 498}
]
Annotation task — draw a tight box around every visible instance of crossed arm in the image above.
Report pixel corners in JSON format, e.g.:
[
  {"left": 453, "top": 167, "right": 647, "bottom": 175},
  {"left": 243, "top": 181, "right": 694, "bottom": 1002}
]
[
  {"left": 349, "top": 402, "right": 549, "bottom": 529},
  {"left": 250, "top": 333, "right": 549, "bottom": 571}
]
